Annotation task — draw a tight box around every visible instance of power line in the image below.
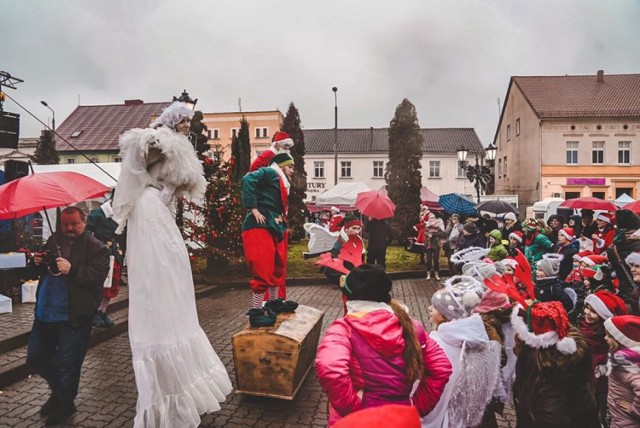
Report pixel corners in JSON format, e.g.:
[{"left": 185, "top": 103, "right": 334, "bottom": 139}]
[{"left": 3, "top": 92, "right": 117, "bottom": 182}]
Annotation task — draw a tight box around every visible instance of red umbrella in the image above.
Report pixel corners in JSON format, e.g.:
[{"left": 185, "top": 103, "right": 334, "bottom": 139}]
[
  {"left": 559, "top": 197, "right": 617, "bottom": 212},
  {"left": 0, "top": 171, "right": 111, "bottom": 220},
  {"left": 355, "top": 190, "right": 396, "bottom": 220},
  {"left": 624, "top": 200, "right": 640, "bottom": 215}
]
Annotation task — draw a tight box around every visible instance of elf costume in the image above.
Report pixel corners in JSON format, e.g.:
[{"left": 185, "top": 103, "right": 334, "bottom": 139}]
[{"left": 241, "top": 152, "right": 298, "bottom": 327}]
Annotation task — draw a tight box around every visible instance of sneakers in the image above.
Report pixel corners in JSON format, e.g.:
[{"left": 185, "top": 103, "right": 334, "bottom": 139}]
[
  {"left": 247, "top": 307, "right": 277, "bottom": 328},
  {"left": 426, "top": 272, "right": 431, "bottom": 280},
  {"left": 435, "top": 272, "right": 441, "bottom": 281},
  {"left": 40, "top": 394, "right": 58, "bottom": 417},
  {"left": 93, "top": 312, "right": 114, "bottom": 328},
  {"left": 45, "top": 402, "right": 76, "bottom": 426},
  {"left": 264, "top": 298, "right": 298, "bottom": 314}
]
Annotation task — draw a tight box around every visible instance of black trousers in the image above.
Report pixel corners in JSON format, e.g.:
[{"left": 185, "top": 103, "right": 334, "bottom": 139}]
[{"left": 367, "top": 246, "right": 387, "bottom": 268}]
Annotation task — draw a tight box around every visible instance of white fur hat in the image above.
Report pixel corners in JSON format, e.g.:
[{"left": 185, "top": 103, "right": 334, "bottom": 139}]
[
  {"left": 626, "top": 251, "right": 640, "bottom": 267},
  {"left": 150, "top": 102, "right": 194, "bottom": 129},
  {"left": 504, "top": 212, "right": 517, "bottom": 222}
]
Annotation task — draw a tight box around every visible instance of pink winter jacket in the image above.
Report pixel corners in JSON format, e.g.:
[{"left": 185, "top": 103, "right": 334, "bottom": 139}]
[
  {"left": 315, "top": 304, "right": 452, "bottom": 427},
  {"left": 608, "top": 347, "right": 640, "bottom": 428}
]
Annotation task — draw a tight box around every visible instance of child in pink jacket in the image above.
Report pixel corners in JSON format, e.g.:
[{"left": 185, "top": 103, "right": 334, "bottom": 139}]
[
  {"left": 604, "top": 315, "right": 640, "bottom": 428},
  {"left": 315, "top": 264, "right": 452, "bottom": 427}
]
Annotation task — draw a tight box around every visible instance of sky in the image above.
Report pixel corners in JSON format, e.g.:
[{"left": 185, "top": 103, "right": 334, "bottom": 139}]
[{"left": 2, "top": 0, "right": 639, "bottom": 146}]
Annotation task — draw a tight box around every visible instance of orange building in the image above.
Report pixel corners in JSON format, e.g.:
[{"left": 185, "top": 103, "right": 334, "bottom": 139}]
[{"left": 201, "top": 110, "right": 284, "bottom": 160}]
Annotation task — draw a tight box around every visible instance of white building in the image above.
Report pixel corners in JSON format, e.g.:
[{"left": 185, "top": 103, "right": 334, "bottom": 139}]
[{"left": 303, "top": 127, "right": 486, "bottom": 202}]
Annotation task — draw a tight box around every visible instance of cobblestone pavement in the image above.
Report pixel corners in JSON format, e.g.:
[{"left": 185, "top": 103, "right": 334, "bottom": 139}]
[{"left": 0, "top": 279, "right": 516, "bottom": 427}]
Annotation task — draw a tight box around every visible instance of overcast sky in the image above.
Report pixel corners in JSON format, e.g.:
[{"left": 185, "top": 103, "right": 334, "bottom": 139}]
[{"left": 2, "top": 0, "right": 639, "bottom": 146}]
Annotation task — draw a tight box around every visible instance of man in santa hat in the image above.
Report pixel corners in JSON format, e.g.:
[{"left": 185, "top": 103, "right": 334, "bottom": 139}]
[
  {"left": 249, "top": 130, "right": 294, "bottom": 172},
  {"left": 328, "top": 206, "right": 344, "bottom": 233},
  {"left": 241, "top": 152, "right": 298, "bottom": 327}
]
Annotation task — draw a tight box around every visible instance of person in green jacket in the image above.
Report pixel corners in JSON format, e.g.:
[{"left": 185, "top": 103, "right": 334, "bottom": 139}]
[
  {"left": 487, "top": 229, "right": 508, "bottom": 262},
  {"left": 522, "top": 218, "right": 553, "bottom": 277}
]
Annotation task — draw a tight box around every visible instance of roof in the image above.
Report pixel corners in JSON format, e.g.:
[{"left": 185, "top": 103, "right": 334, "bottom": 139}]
[
  {"left": 55, "top": 101, "right": 171, "bottom": 152},
  {"left": 304, "top": 128, "right": 484, "bottom": 155},
  {"left": 512, "top": 72, "right": 640, "bottom": 119}
]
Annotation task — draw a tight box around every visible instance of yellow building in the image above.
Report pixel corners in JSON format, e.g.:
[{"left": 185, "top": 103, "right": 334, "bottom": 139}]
[
  {"left": 201, "top": 110, "right": 284, "bottom": 160},
  {"left": 494, "top": 70, "right": 640, "bottom": 209}
]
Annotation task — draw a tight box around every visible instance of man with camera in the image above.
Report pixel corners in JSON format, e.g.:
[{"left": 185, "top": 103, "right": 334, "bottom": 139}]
[{"left": 26, "top": 206, "right": 109, "bottom": 426}]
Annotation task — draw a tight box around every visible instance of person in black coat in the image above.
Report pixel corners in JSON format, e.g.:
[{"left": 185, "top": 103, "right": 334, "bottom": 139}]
[
  {"left": 456, "top": 222, "right": 486, "bottom": 251},
  {"left": 365, "top": 217, "right": 391, "bottom": 268},
  {"left": 607, "top": 209, "right": 640, "bottom": 314},
  {"left": 552, "top": 228, "right": 580, "bottom": 282}
]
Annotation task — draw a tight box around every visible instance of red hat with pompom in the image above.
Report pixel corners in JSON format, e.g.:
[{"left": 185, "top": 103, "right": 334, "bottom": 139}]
[{"left": 511, "top": 301, "right": 577, "bottom": 354}]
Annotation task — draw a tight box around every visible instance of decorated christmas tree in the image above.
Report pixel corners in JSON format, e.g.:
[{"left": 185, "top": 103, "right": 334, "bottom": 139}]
[{"left": 183, "top": 147, "right": 244, "bottom": 273}]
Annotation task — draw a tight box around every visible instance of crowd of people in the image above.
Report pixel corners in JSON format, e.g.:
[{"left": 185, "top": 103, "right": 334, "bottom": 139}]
[{"left": 315, "top": 206, "right": 640, "bottom": 427}]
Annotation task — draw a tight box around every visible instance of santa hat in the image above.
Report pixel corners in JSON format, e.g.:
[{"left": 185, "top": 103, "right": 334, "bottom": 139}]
[
  {"left": 273, "top": 153, "right": 294, "bottom": 168},
  {"left": 583, "top": 254, "right": 607, "bottom": 266},
  {"left": 504, "top": 212, "right": 518, "bottom": 222},
  {"left": 558, "top": 228, "right": 575, "bottom": 241},
  {"left": 573, "top": 250, "right": 594, "bottom": 262},
  {"left": 331, "top": 206, "right": 341, "bottom": 214},
  {"left": 536, "top": 254, "right": 563, "bottom": 278},
  {"left": 343, "top": 216, "right": 362, "bottom": 229},
  {"left": 625, "top": 251, "right": 640, "bottom": 267},
  {"left": 431, "top": 276, "right": 485, "bottom": 321},
  {"left": 584, "top": 291, "right": 628, "bottom": 320},
  {"left": 595, "top": 212, "right": 613, "bottom": 224},
  {"left": 511, "top": 301, "right": 577, "bottom": 354},
  {"left": 509, "top": 230, "right": 523, "bottom": 243},
  {"left": 334, "top": 404, "right": 421, "bottom": 428},
  {"left": 604, "top": 315, "right": 640, "bottom": 348},
  {"left": 583, "top": 268, "right": 597, "bottom": 279},
  {"left": 272, "top": 131, "right": 294, "bottom": 148}
]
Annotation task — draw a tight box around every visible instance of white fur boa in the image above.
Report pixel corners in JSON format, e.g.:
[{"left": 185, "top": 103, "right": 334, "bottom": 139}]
[{"left": 510, "top": 305, "right": 577, "bottom": 354}]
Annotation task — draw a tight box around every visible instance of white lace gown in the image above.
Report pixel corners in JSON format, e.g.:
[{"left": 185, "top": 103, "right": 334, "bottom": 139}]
[{"left": 116, "top": 128, "right": 232, "bottom": 428}]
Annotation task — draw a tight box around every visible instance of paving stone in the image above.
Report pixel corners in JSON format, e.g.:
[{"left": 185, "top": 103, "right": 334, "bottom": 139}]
[{"left": 0, "top": 279, "right": 516, "bottom": 427}]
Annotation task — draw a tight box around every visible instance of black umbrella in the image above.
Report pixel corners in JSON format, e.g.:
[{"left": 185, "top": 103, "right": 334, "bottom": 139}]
[{"left": 476, "top": 200, "right": 519, "bottom": 215}]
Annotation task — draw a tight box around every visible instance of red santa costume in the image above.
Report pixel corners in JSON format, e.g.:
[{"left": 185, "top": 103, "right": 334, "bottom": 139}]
[
  {"left": 592, "top": 212, "right": 615, "bottom": 255},
  {"left": 329, "top": 207, "right": 344, "bottom": 232},
  {"left": 249, "top": 131, "right": 294, "bottom": 301}
]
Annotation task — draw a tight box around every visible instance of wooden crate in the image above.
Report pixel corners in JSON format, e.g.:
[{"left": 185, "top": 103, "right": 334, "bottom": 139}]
[{"left": 232, "top": 304, "right": 324, "bottom": 400}]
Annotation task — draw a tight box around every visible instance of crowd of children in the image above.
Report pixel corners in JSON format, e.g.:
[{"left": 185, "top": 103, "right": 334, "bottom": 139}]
[{"left": 315, "top": 207, "right": 640, "bottom": 427}]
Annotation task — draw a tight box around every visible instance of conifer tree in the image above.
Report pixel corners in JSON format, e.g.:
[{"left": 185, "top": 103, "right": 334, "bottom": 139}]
[
  {"left": 281, "top": 103, "right": 307, "bottom": 241},
  {"left": 385, "top": 99, "right": 423, "bottom": 241},
  {"left": 231, "top": 117, "right": 251, "bottom": 183},
  {"left": 33, "top": 130, "right": 60, "bottom": 164}
]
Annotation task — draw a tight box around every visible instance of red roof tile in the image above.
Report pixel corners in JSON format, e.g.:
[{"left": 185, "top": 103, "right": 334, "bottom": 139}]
[
  {"left": 513, "top": 72, "right": 640, "bottom": 119},
  {"left": 55, "top": 101, "right": 171, "bottom": 152}
]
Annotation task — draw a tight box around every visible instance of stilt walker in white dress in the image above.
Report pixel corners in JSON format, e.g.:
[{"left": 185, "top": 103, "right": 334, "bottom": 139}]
[{"left": 113, "top": 102, "right": 232, "bottom": 427}]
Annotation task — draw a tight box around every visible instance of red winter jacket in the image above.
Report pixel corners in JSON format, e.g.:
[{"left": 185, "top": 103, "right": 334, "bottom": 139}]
[{"left": 315, "top": 304, "right": 452, "bottom": 426}]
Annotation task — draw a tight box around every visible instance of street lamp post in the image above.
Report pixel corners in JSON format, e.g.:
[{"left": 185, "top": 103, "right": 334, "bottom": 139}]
[
  {"left": 457, "top": 143, "right": 497, "bottom": 203},
  {"left": 40, "top": 100, "right": 55, "bottom": 133},
  {"left": 332, "top": 87, "right": 338, "bottom": 186},
  {"left": 173, "top": 89, "right": 198, "bottom": 110}
]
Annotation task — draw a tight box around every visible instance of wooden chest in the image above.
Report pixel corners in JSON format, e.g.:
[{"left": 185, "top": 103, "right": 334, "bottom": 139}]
[{"left": 232, "top": 304, "right": 324, "bottom": 400}]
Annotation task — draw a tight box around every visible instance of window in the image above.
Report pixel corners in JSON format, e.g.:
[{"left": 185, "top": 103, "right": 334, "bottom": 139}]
[
  {"left": 314, "top": 161, "right": 325, "bottom": 178},
  {"left": 457, "top": 164, "right": 466, "bottom": 178},
  {"left": 340, "top": 161, "right": 352, "bottom": 178},
  {"left": 503, "top": 156, "right": 508, "bottom": 177},
  {"left": 66, "top": 158, "right": 75, "bottom": 164},
  {"left": 592, "top": 141, "right": 605, "bottom": 164},
  {"left": 255, "top": 127, "right": 268, "bottom": 138},
  {"left": 592, "top": 191, "right": 605, "bottom": 200},
  {"left": 231, "top": 128, "right": 239, "bottom": 138},
  {"left": 506, "top": 124, "right": 511, "bottom": 141},
  {"left": 88, "top": 156, "right": 99, "bottom": 163},
  {"left": 70, "top": 131, "right": 83, "bottom": 138},
  {"left": 618, "top": 141, "right": 631, "bottom": 164},
  {"left": 428, "top": 160, "right": 440, "bottom": 178},
  {"left": 498, "top": 159, "right": 502, "bottom": 177},
  {"left": 112, "top": 156, "right": 122, "bottom": 163},
  {"left": 565, "top": 191, "right": 581, "bottom": 199},
  {"left": 210, "top": 128, "right": 220, "bottom": 139},
  {"left": 373, "top": 161, "right": 384, "bottom": 178},
  {"left": 515, "top": 118, "right": 520, "bottom": 136},
  {"left": 566, "top": 141, "right": 579, "bottom": 164}
]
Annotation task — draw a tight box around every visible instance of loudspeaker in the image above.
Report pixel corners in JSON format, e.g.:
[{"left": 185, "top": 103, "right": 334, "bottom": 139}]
[
  {"left": 0, "top": 112, "right": 20, "bottom": 149},
  {"left": 3, "top": 160, "right": 29, "bottom": 183}
]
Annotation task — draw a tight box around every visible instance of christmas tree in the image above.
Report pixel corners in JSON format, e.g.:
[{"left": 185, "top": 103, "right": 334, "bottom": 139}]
[
  {"left": 281, "top": 103, "right": 307, "bottom": 242},
  {"left": 183, "top": 147, "right": 244, "bottom": 273},
  {"left": 33, "top": 129, "right": 60, "bottom": 164}
]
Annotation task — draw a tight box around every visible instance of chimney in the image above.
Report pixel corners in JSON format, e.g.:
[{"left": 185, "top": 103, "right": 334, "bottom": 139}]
[
  {"left": 124, "top": 99, "right": 144, "bottom": 106},
  {"left": 596, "top": 70, "right": 604, "bottom": 83}
]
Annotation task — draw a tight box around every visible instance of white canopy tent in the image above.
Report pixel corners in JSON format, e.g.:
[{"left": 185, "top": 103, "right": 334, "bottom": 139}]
[
  {"left": 615, "top": 193, "right": 635, "bottom": 207},
  {"left": 315, "top": 182, "right": 372, "bottom": 207}
]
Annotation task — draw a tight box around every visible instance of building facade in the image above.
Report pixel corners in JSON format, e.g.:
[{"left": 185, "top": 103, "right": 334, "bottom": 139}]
[
  {"left": 201, "top": 110, "right": 284, "bottom": 160},
  {"left": 494, "top": 71, "right": 640, "bottom": 209},
  {"left": 303, "top": 128, "right": 486, "bottom": 202}
]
